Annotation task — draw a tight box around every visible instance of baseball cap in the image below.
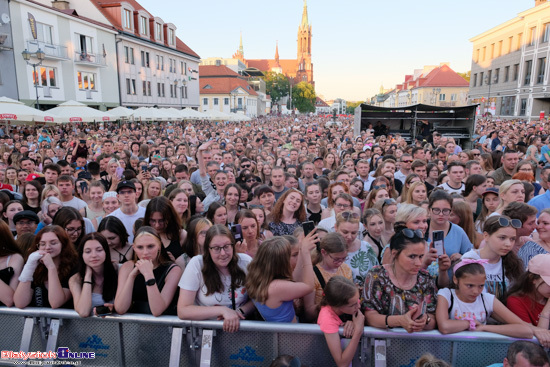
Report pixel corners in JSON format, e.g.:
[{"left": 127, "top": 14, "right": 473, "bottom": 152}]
[
  {"left": 25, "top": 173, "right": 41, "bottom": 182},
  {"left": 481, "top": 187, "right": 499, "bottom": 196},
  {"left": 13, "top": 210, "right": 39, "bottom": 224},
  {"left": 528, "top": 254, "right": 550, "bottom": 285},
  {"left": 313, "top": 157, "right": 323, "bottom": 162},
  {"left": 116, "top": 180, "right": 136, "bottom": 193}
]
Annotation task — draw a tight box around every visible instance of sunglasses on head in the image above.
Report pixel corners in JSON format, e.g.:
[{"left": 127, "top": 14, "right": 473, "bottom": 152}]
[
  {"left": 241, "top": 164, "right": 251, "bottom": 168},
  {"left": 382, "top": 198, "right": 396, "bottom": 207},
  {"left": 372, "top": 184, "right": 387, "bottom": 190},
  {"left": 340, "top": 211, "right": 360, "bottom": 221},
  {"left": 401, "top": 228, "right": 424, "bottom": 240},
  {"left": 498, "top": 217, "right": 522, "bottom": 229}
]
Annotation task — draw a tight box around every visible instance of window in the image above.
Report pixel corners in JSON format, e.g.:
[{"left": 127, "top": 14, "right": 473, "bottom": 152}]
[
  {"left": 33, "top": 66, "right": 56, "bottom": 87},
  {"left": 544, "top": 23, "right": 550, "bottom": 43},
  {"left": 161, "top": 83, "right": 165, "bottom": 97},
  {"left": 517, "top": 33, "right": 523, "bottom": 51},
  {"left": 525, "top": 60, "right": 533, "bottom": 85},
  {"left": 123, "top": 9, "right": 132, "bottom": 29},
  {"left": 494, "top": 69, "right": 499, "bottom": 84},
  {"left": 182, "top": 86, "right": 187, "bottom": 99},
  {"left": 213, "top": 98, "right": 219, "bottom": 105},
  {"left": 482, "top": 47, "right": 486, "bottom": 61},
  {"left": 143, "top": 81, "right": 147, "bottom": 95},
  {"left": 77, "top": 34, "right": 93, "bottom": 54},
  {"left": 480, "top": 72, "right": 484, "bottom": 86},
  {"left": 155, "top": 23, "right": 162, "bottom": 41},
  {"left": 203, "top": 97, "right": 208, "bottom": 106},
  {"left": 473, "top": 73, "right": 477, "bottom": 87},
  {"left": 129, "top": 47, "right": 134, "bottom": 64},
  {"left": 36, "top": 22, "right": 53, "bottom": 44},
  {"left": 500, "top": 96, "right": 516, "bottom": 116},
  {"left": 238, "top": 98, "right": 243, "bottom": 108},
  {"left": 168, "top": 28, "right": 175, "bottom": 45},
  {"left": 520, "top": 98, "right": 527, "bottom": 116},
  {"left": 156, "top": 55, "right": 160, "bottom": 70},
  {"left": 504, "top": 66, "right": 510, "bottom": 82},
  {"left": 224, "top": 98, "right": 229, "bottom": 105},
  {"left": 513, "top": 64, "right": 519, "bottom": 81},
  {"left": 140, "top": 16, "right": 148, "bottom": 35},
  {"left": 530, "top": 27, "right": 536, "bottom": 46},
  {"left": 508, "top": 36, "right": 513, "bottom": 53},
  {"left": 126, "top": 78, "right": 136, "bottom": 95},
  {"left": 157, "top": 83, "right": 161, "bottom": 97},
  {"left": 147, "top": 82, "right": 151, "bottom": 96},
  {"left": 124, "top": 47, "right": 134, "bottom": 64},
  {"left": 498, "top": 40, "right": 503, "bottom": 57},
  {"left": 439, "top": 94, "right": 446, "bottom": 101},
  {"left": 538, "top": 57, "right": 546, "bottom": 84},
  {"left": 77, "top": 71, "right": 96, "bottom": 90},
  {"left": 475, "top": 49, "right": 480, "bottom": 63},
  {"left": 170, "top": 84, "right": 174, "bottom": 98},
  {"left": 487, "top": 70, "right": 492, "bottom": 85},
  {"left": 490, "top": 43, "right": 495, "bottom": 59},
  {"left": 160, "top": 56, "right": 164, "bottom": 70},
  {"left": 450, "top": 94, "right": 457, "bottom": 101},
  {"left": 141, "top": 52, "right": 150, "bottom": 68}
]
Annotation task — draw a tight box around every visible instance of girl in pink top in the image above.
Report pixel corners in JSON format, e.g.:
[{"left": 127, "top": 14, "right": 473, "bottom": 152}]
[{"left": 317, "top": 276, "right": 364, "bottom": 367}]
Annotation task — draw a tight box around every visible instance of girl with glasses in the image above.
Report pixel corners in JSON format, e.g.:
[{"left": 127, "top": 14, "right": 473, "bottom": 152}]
[
  {"left": 461, "top": 216, "right": 524, "bottom": 302},
  {"left": 304, "top": 232, "right": 352, "bottom": 322},
  {"left": 247, "top": 234, "right": 317, "bottom": 323},
  {"left": 52, "top": 207, "right": 86, "bottom": 249},
  {"left": 364, "top": 224, "right": 436, "bottom": 333},
  {"left": 14, "top": 225, "right": 78, "bottom": 309},
  {"left": 115, "top": 226, "right": 181, "bottom": 316},
  {"left": 178, "top": 225, "right": 253, "bottom": 332}
]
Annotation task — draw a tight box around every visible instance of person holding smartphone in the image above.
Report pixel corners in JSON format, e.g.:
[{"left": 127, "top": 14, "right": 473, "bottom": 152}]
[{"left": 69, "top": 233, "right": 118, "bottom": 317}]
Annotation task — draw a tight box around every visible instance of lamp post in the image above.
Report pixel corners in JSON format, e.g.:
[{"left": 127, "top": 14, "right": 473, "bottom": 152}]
[
  {"left": 289, "top": 76, "right": 293, "bottom": 113},
  {"left": 22, "top": 48, "right": 46, "bottom": 110},
  {"left": 432, "top": 88, "right": 441, "bottom": 106},
  {"left": 484, "top": 72, "right": 494, "bottom": 118}
]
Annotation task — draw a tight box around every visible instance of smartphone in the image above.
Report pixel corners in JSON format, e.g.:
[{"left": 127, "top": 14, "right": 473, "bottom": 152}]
[
  {"left": 95, "top": 306, "right": 112, "bottom": 316},
  {"left": 302, "top": 221, "right": 315, "bottom": 237},
  {"left": 432, "top": 230, "right": 445, "bottom": 257},
  {"left": 116, "top": 167, "right": 124, "bottom": 179},
  {"left": 155, "top": 150, "right": 160, "bottom": 154},
  {"left": 141, "top": 165, "right": 148, "bottom": 172},
  {"left": 79, "top": 181, "right": 88, "bottom": 192},
  {"left": 231, "top": 224, "right": 242, "bottom": 242},
  {"left": 416, "top": 301, "right": 427, "bottom": 320}
]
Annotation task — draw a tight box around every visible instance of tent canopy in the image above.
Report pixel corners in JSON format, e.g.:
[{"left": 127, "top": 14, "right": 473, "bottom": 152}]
[
  {"left": 48, "top": 100, "right": 114, "bottom": 123},
  {"left": 0, "top": 96, "right": 60, "bottom": 124}
]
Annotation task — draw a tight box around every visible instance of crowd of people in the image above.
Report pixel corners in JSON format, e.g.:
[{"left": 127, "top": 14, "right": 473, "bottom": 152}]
[{"left": 1, "top": 114, "right": 550, "bottom": 365}]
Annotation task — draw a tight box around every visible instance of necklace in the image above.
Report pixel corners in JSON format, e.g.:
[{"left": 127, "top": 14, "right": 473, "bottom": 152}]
[{"left": 390, "top": 266, "right": 416, "bottom": 290}]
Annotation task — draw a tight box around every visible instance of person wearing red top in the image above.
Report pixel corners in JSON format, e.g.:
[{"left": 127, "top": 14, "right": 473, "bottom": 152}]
[{"left": 506, "top": 254, "right": 550, "bottom": 328}]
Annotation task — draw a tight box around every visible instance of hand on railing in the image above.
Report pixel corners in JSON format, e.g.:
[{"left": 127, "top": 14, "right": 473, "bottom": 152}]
[
  {"left": 217, "top": 308, "right": 245, "bottom": 333},
  {"left": 400, "top": 306, "right": 426, "bottom": 333}
]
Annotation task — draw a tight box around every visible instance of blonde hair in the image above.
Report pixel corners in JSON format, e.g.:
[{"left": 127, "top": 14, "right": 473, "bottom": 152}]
[
  {"left": 404, "top": 181, "right": 427, "bottom": 205},
  {"left": 496, "top": 179, "right": 523, "bottom": 212},
  {"left": 396, "top": 203, "right": 427, "bottom": 223}
]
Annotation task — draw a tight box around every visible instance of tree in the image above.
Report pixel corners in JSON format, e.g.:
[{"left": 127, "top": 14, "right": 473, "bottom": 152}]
[
  {"left": 292, "top": 81, "right": 316, "bottom": 113},
  {"left": 346, "top": 101, "right": 362, "bottom": 114},
  {"left": 262, "top": 72, "right": 289, "bottom": 104},
  {"left": 458, "top": 71, "right": 471, "bottom": 82}
]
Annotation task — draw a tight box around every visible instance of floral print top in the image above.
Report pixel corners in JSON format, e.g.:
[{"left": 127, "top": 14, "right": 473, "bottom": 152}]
[
  {"left": 362, "top": 265, "right": 436, "bottom": 316},
  {"left": 345, "top": 241, "right": 379, "bottom": 295},
  {"left": 268, "top": 221, "right": 302, "bottom": 237}
]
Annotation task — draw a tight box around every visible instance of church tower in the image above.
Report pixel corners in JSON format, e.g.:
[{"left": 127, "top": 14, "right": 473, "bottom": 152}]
[
  {"left": 296, "top": 0, "right": 313, "bottom": 87},
  {"left": 232, "top": 32, "right": 245, "bottom": 63}
]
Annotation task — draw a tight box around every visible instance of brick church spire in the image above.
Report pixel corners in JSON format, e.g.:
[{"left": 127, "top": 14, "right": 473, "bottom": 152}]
[
  {"left": 301, "top": 0, "right": 309, "bottom": 27},
  {"left": 275, "top": 41, "right": 280, "bottom": 64}
]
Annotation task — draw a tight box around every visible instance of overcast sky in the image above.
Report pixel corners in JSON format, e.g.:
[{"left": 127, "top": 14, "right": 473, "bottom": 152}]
[{"left": 139, "top": 0, "right": 532, "bottom": 101}]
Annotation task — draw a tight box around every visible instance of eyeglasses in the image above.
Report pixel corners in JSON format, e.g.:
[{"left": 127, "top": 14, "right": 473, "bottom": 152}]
[
  {"left": 328, "top": 253, "right": 349, "bottom": 263},
  {"left": 340, "top": 211, "right": 360, "bottom": 221},
  {"left": 431, "top": 208, "right": 451, "bottom": 216},
  {"left": 473, "top": 153, "right": 481, "bottom": 157},
  {"left": 401, "top": 160, "right": 412, "bottom": 164},
  {"left": 401, "top": 228, "right": 424, "bottom": 240},
  {"left": 498, "top": 217, "right": 522, "bottom": 229},
  {"left": 209, "top": 244, "right": 232, "bottom": 254},
  {"left": 382, "top": 198, "right": 396, "bottom": 208},
  {"left": 372, "top": 184, "right": 387, "bottom": 190},
  {"left": 241, "top": 164, "right": 251, "bottom": 168},
  {"left": 246, "top": 179, "right": 256, "bottom": 183},
  {"left": 249, "top": 204, "right": 264, "bottom": 209},
  {"left": 65, "top": 226, "right": 83, "bottom": 234},
  {"left": 334, "top": 202, "right": 351, "bottom": 209}
]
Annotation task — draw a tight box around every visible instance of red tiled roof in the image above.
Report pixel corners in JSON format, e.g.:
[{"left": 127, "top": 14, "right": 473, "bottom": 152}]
[
  {"left": 200, "top": 77, "right": 258, "bottom": 96},
  {"left": 246, "top": 59, "right": 298, "bottom": 78},
  {"left": 199, "top": 65, "right": 241, "bottom": 78},
  {"left": 419, "top": 64, "right": 469, "bottom": 87},
  {"left": 315, "top": 97, "right": 329, "bottom": 107},
  {"left": 89, "top": 0, "right": 199, "bottom": 59}
]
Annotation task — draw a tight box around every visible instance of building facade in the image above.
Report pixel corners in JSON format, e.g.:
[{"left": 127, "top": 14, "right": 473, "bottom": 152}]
[
  {"left": 199, "top": 65, "right": 258, "bottom": 117},
  {"left": 0, "top": 0, "right": 18, "bottom": 100},
  {"left": 10, "top": 0, "right": 120, "bottom": 110},
  {"left": 87, "top": 0, "right": 200, "bottom": 109},
  {"left": 469, "top": 0, "right": 550, "bottom": 119}
]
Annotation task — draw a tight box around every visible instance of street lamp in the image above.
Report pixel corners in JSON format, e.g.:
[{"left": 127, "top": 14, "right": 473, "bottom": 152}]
[
  {"left": 22, "top": 48, "right": 46, "bottom": 110},
  {"left": 289, "top": 76, "right": 294, "bottom": 113},
  {"left": 484, "top": 72, "right": 495, "bottom": 118},
  {"left": 432, "top": 88, "right": 441, "bottom": 106}
]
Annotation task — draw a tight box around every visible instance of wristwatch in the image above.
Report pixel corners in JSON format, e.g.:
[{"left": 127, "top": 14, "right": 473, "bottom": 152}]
[
  {"left": 426, "top": 315, "right": 431, "bottom": 325},
  {"left": 145, "top": 278, "right": 156, "bottom": 286}
]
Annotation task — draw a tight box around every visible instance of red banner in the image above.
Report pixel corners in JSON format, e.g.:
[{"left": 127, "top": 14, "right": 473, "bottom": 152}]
[
  {"left": 0, "top": 114, "right": 17, "bottom": 120},
  {"left": 44, "top": 116, "right": 54, "bottom": 122},
  {"left": 69, "top": 117, "right": 82, "bottom": 122},
  {"left": 102, "top": 116, "right": 110, "bottom": 121}
]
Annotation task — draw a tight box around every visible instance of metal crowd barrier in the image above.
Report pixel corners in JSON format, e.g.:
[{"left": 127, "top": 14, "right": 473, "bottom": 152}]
[{"left": 0, "top": 307, "right": 536, "bottom": 367}]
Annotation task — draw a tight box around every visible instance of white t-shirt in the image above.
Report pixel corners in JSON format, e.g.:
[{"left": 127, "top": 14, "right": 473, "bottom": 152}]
[
  {"left": 437, "top": 182, "right": 465, "bottom": 195},
  {"left": 438, "top": 288, "right": 494, "bottom": 324},
  {"left": 62, "top": 196, "right": 87, "bottom": 211},
  {"left": 462, "top": 249, "right": 510, "bottom": 297},
  {"left": 107, "top": 206, "right": 146, "bottom": 244},
  {"left": 179, "top": 253, "right": 252, "bottom": 311}
]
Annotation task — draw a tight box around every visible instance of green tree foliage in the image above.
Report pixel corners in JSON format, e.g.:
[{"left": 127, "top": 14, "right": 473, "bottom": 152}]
[
  {"left": 262, "top": 72, "right": 289, "bottom": 104},
  {"left": 457, "top": 71, "right": 471, "bottom": 82},
  {"left": 346, "top": 101, "right": 362, "bottom": 114},
  {"left": 292, "top": 81, "right": 316, "bottom": 113}
]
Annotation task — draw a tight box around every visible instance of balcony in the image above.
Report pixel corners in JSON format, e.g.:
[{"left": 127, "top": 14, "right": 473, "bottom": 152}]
[
  {"left": 74, "top": 51, "right": 107, "bottom": 67},
  {"left": 26, "top": 39, "right": 69, "bottom": 60}
]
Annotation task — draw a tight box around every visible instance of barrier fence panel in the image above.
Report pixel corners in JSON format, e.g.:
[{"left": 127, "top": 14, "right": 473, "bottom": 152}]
[{"left": 0, "top": 308, "right": 539, "bottom": 367}]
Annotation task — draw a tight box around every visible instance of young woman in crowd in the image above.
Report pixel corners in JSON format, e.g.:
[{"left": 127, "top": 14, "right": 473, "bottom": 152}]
[
  {"left": 317, "top": 276, "right": 364, "bottom": 367},
  {"left": 493, "top": 179, "right": 525, "bottom": 215},
  {"left": 462, "top": 174, "right": 487, "bottom": 222},
  {"left": 403, "top": 181, "right": 428, "bottom": 206},
  {"left": 450, "top": 201, "right": 482, "bottom": 249},
  {"left": 322, "top": 182, "right": 351, "bottom": 219},
  {"left": 365, "top": 186, "right": 390, "bottom": 210},
  {"left": 168, "top": 188, "right": 190, "bottom": 227},
  {"left": 14, "top": 226, "right": 78, "bottom": 308},
  {"left": 364, "top": 224, "right": 437, "bottom": 333},
  {"left": 398, "top": 174, "right": 421, "bottom": 204},
  {"left": 177, "top": 225, "right": 254, "bottom": 332},
  {"left": 518, "top": 209, "right": 550, "bottom": 267},
  {"left": 374, "top": 198, "right": 397, "bottom": 241},
  {"left": 91, "top": 192, "right": 119, "bottom": 230},
  {"left": 0, "top": 221, "right": 24, "bottom": 306},
  {"left": 359, "top": 209, "right": 387, "bottom": 265},
  {"left": 235, "top": 209, "right": 262, "bottom": 258},
  {"left": 69, "top": 233, "right": 118, "bottom": 317},
  {"left": 52, "top": 207, "right": 85, "bottom": 248},
  {"left": 144, "top": 196, "right": 187, "bottom": 269},
  {"left": 304, "top": 182, "right": 324, "bottom": 225},
  {"left": 84, "top": 181, "right": 105, "bottom": 224},
  {"left": 206, "top": 202, "right": 228, "bottom": 226},
  {"left": 36, "top": 197, "right": 62, "bottom": 233},
  {"left": 349, "top": 178, "right": 366, "bottom": 211},
  {"left": 268, "top": 189, "right": 306, "bottom": 236},
  {"left": 142, "top": 179, "right": 162, "bottom": 201},
  {"left": 188, "top": 195, "right": 205, "bottom": 216},
  {"left": 223, "top": 183, "right": 242, "bottom": 225},
  {"left": 98, "top": 216, "right": 133, "bottom": 266},
  {"left": 436, "top": 260, "right": 532, "bottom": 338},
  {"left": 461, "top": 216, "right": 524, "bottom": 301},
  {"left": 3, "top": 200, "right": 24, "bottom": 236},
  {"left": 22, "top": 181, "right": 42, "bottom": 214},
  {"left": 247, "top": 234, "right": 317, "bottom": 323},
  {"left": 182, "top": 217, "right": 212, "bottom": 261},
  {"left": 115, "top": 226, "right": 181, "bottom": 316},
  {"left": 250, "top": 205, "right": 274, "bottom": 239}
]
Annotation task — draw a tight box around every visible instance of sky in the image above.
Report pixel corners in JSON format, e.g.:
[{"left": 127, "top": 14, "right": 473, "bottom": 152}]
[{"left": 139, "top": 0, "right": 531, "bottom": 101}]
